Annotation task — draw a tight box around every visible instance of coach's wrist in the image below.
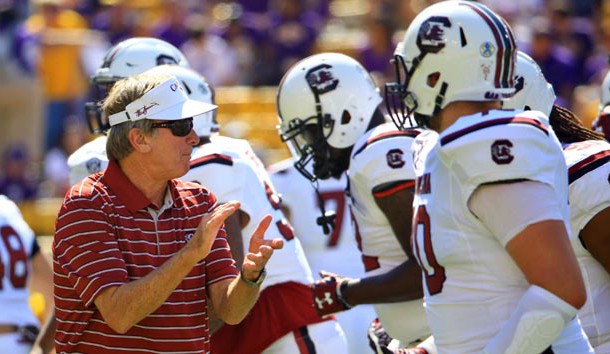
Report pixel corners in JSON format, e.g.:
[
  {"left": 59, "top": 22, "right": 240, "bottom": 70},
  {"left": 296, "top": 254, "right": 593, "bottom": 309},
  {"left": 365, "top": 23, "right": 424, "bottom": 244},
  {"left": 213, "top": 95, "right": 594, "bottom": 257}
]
[{"left": 240, "top": 268, "right": 266, "bottom": 288}]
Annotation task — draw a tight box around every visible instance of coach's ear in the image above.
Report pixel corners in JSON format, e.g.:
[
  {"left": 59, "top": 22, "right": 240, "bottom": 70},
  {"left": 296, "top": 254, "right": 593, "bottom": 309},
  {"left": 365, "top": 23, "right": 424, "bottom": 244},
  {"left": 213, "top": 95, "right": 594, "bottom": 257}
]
[{"left": 129, "top": 127, "right": 152, "bottom": 153}]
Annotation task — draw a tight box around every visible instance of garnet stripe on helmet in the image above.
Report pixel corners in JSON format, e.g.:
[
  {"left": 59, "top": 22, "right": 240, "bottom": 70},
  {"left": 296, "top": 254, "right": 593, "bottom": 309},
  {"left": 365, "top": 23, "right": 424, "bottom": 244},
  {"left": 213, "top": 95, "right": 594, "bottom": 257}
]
[{"left": 461, "top": 1, "right": 516, "bottom": 89}]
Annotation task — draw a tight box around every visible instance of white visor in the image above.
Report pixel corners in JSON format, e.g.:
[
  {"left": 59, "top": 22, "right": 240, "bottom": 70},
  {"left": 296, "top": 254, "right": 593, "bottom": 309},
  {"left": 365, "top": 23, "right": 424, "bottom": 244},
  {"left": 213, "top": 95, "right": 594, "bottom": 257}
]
[{"left": 108, "top": 77, "right": 217, "bottom": 126}]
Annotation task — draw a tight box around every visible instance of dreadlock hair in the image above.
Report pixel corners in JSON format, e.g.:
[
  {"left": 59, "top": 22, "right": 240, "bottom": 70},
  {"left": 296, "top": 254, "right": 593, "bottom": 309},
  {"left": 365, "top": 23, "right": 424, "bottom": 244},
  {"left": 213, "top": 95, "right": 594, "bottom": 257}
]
[{"left": 549, "top": 104, "right": 605, "bottom": 144}]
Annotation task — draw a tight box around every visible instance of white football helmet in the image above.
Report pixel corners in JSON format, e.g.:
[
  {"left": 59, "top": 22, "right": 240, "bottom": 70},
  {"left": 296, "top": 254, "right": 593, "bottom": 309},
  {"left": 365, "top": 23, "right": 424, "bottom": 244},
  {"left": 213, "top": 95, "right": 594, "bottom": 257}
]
[
  {"left": 502, "top": 51, "right": 555, "bottom": 116},
  {"left": 85, "top": 37, "right": 191, "bottom": 134},
  {"left": 144, "top": 65, "right": 217, "bottom": 137},
  {"left": 93, "top": 37, "right": 190, "bottom": 85},
  {"left": 277, "top": 52, "right": 382, "bottom": 181},
  {"left": 386, "top": 0, "right": 517, "bottom": 128}
]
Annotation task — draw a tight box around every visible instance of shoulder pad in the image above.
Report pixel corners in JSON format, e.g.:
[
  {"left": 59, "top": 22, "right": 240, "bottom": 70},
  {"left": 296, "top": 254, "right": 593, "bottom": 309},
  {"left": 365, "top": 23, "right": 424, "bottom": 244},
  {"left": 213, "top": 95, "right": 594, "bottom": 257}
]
[
  {"left": 352, "top": 123, "right": 421, "bottom": 158},
  {"left": 267, "top": 158, "right": 295, "bottom": 176},
  {"left": 350, "top": 123, "right": 419, "bottom": 185},
  {"left": 190, "top": 153, "right": 233, "bottom": 168},
  {"left": 563, "top": 140, "right": 610, "bottom": 184},
  {"left": 439, "top": 110, "right": 563, "bottom": 186},
  {"left": 564, "top": 141, "right": 610, "bottom": 227}
]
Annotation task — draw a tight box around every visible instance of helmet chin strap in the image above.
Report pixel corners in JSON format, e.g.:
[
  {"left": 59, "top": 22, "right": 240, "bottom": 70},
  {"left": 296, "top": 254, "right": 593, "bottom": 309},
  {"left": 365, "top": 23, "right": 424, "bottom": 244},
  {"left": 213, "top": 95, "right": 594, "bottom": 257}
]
[{"left": 312, "top": 180, "right": 336, "bottom": 235}]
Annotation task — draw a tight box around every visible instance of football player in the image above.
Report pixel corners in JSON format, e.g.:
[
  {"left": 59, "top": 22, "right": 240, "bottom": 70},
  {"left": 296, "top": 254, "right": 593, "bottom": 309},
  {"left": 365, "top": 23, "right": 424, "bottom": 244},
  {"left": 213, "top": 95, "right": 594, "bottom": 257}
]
[
  {"left": 276, "top": 52, "right": 431, "bottom": 348},
  {"left": 385, "top": 1, "right": 592, "bottom": 352},
  {"left": 268, "top": 158, "right": 377, "bottom": 354},
  {"left": 0, "top": 195, "right": 55, "bottom": 354},
  {"left": 504, "top": 50, "right": 610, "bottom": 353}
]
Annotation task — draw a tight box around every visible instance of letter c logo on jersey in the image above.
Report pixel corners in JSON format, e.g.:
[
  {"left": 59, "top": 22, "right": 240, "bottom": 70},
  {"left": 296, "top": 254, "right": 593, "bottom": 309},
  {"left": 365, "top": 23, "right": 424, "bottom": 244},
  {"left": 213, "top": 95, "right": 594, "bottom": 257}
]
[
  {"left": 386, "top": 148, "right": 405, "bottom": 169},
  {"left": 491, "top": 139, "right": 514, "bottom": 164}
]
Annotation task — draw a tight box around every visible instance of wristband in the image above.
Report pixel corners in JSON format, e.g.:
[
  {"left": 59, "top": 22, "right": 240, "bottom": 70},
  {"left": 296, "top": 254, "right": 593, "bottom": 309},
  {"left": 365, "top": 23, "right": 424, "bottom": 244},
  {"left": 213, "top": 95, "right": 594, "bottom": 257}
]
[
  {"left": 240, "top": 268, "right": 266, "bottom": 288},
  {"left": 336, "top": 279, "right": 353, "bottom": 309}
]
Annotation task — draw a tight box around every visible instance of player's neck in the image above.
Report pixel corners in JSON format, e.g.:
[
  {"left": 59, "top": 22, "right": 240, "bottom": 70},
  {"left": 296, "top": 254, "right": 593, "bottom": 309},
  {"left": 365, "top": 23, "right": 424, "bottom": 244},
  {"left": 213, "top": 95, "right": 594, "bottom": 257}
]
[{"left": 437, "top": 101, "right": 502, "bottom": 133}]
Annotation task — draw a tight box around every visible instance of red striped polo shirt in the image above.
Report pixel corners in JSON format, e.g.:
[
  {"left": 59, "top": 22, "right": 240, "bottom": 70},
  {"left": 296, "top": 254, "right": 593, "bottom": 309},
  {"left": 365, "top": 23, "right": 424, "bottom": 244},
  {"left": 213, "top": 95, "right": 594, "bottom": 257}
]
[{"left": 53, "top": 160, "right": 238, "bottom": 353}]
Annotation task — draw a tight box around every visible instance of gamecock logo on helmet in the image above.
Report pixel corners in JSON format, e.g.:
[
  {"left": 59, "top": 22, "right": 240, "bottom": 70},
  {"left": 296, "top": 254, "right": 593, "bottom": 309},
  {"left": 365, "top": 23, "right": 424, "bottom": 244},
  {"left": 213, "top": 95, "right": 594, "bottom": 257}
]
[
  {"left": 417, "top": 16, "right": 451, "bottom": 54},
  {"left": 386, "top": 148, "right": 405, "bottom": 169},
  {"left": 491, "top": 139, "right": 514, "bottom": 164},
  {"left": 306, "top": 64, "right": 339, "bottom": 95}
]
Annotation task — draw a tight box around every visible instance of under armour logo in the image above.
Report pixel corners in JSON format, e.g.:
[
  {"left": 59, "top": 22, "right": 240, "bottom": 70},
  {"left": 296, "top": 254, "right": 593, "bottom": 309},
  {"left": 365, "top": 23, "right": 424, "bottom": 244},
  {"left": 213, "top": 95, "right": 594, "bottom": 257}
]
[
  {"left": 135, "top": 102, "right": 159, "bottom": 117},
  {"left": 314, "top": 292, "right": 334, "bottom": 309}
]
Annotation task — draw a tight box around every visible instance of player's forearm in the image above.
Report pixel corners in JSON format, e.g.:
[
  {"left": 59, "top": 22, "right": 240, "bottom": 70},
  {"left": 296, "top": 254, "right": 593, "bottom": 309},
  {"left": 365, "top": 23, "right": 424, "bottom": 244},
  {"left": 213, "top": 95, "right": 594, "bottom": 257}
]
[
  {"left": 343, "top": 260, "right": 423, "bottom": 305},
  {"left": 94, "top": 245, "right": 201, "bottom": 333}
]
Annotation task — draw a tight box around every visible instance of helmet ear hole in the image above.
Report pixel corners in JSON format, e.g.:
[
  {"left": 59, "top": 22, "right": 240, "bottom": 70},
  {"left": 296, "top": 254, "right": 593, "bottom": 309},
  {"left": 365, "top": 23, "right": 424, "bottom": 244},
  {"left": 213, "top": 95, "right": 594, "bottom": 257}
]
[
  {"left": 460, "top": 27, "right": 467, "bottom": 47},
  {"left": 427, "top": 72, "right": 441, "bottom": 88},
  {"left": 341, "top": 110, "right": 351, "bottom": 124}
]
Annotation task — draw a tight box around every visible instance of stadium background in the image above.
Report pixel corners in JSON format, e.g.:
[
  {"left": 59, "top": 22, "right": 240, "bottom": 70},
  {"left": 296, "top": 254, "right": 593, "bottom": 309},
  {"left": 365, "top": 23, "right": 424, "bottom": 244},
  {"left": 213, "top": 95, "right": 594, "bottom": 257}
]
[{"left": 0, "top": 1, "right": 607, "bottom": 304}]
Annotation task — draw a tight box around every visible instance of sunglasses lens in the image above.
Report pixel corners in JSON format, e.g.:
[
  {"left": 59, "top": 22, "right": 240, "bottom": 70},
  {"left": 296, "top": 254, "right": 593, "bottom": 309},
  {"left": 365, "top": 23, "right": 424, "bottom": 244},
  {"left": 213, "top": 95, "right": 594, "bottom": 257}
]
[{"left": 171, "top": 119, "right": 193, "bottom": 136}]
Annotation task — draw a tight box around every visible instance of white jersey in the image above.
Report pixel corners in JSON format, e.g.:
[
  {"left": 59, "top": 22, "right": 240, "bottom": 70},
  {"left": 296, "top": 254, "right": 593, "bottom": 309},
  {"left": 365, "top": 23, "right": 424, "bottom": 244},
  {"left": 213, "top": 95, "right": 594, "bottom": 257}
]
[
  {"left": 268, "top": 159, "right": 377, "bottom": 354},
  {"left": 412, "top": 110, "right": 589, "bottom": 353},
  {"left": 563, "top": 139, "right": 610, "bottom": 353},
  {"left": 348, "top": 122, "right": 429, "bottom": 344},
  {"left": 66, "top": 136, "right": 109, "bottom": 185},
  {"left": 268, "top": 158, "right": 363, "bottom": 278},
  {"left": 0, "top": 195, "right": 39, "bottom": 326},
  {"left": 183, "top": 136, "right": 313, "bottom": 290}
]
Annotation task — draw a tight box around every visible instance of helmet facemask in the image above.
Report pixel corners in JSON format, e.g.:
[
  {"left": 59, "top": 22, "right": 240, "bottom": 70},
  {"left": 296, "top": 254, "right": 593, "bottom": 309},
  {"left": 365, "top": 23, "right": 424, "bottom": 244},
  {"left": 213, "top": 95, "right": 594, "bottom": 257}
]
[
  {"left": 385, "top": 54, "right": 429, "bottom": 130},
  {"left": 280, "top": 111, "right": 338, "bottom": 182}
]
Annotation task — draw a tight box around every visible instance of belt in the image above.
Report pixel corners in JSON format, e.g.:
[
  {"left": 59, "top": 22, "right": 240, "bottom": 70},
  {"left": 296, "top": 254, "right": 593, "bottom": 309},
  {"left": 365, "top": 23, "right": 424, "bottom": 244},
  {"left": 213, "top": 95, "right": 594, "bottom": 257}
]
[{"left": 0, "top": 324, "right": 18, "bottom": 334}]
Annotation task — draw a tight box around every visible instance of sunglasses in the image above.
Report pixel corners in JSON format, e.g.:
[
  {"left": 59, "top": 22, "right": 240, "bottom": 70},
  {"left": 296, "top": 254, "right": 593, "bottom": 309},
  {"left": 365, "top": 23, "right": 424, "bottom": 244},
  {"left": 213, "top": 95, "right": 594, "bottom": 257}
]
[{"left": 151, "top": 118, "right": 194, "bottom": 137}]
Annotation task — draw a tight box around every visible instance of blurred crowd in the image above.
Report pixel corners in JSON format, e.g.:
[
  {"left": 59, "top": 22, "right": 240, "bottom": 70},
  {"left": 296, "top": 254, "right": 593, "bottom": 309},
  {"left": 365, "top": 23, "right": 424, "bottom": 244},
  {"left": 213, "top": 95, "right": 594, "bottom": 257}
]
[{"left": 0, "top": 0, "right": 609, "bottom": 204}]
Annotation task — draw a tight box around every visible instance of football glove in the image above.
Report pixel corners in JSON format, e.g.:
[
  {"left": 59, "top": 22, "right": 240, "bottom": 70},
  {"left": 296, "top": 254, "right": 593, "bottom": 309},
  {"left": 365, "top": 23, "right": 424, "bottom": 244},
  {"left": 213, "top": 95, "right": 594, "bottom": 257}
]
[{"left": 310, "top": 273, "right": 352, "bottom": 317}]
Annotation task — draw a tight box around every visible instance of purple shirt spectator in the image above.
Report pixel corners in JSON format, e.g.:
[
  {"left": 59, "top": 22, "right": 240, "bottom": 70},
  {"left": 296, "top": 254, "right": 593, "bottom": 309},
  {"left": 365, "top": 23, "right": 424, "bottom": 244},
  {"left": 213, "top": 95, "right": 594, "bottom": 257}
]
[{"left": 0, "top": 144, "right": 38, "bottom": 203}]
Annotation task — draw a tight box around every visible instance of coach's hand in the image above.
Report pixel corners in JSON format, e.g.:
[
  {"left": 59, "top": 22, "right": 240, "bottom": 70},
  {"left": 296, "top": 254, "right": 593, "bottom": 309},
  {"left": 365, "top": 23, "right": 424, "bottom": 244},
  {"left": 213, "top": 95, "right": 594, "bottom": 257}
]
[
  {"left": 191, "top": 201, "right": 241, "bottom": 260},
  {"left": 241, "top": 214, "right": 283, "bottom": 282}
]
